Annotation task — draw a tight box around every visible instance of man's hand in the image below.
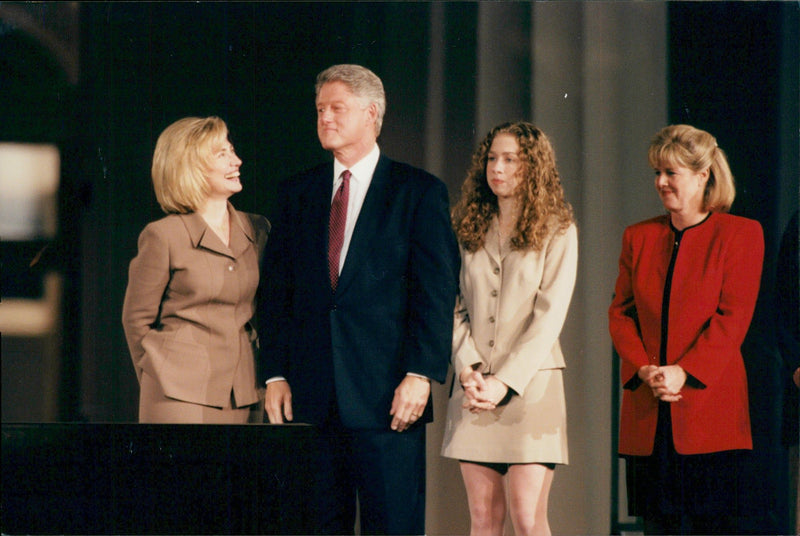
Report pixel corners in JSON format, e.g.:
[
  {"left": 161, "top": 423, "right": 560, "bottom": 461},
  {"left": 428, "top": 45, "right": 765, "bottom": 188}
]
[
  {"left": 389, "top": 375, "right": 430, "bottom": 432},
  {"left": 264, "top": 380, "right": 293, "bottom": 423}
]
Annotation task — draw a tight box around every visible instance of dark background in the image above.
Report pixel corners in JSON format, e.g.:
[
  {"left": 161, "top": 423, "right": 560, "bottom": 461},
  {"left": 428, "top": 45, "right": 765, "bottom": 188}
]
[{"left": 666, "top": 4, "right": 798, "bottom": 533}]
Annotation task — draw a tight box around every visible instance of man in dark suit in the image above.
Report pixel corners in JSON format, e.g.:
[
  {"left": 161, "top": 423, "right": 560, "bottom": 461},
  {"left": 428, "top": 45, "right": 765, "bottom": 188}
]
[{"left": 258, "top": 64, "right": 459, "bottom": 535}]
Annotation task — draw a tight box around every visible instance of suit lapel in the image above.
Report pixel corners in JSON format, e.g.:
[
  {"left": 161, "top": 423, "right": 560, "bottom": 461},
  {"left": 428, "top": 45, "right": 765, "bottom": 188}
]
[
  {"left": 228, "top": 205, "right": 256, "bottom": 259},
  {"left": 335, "top": 156, "right": 395, "bottom": 295},
  {"left": 180, "top": 205, "right": 256, "bottom": 260},
  {"left": 316, "top": 161, "right": 337, "bottom": 240},
  {"left": 484, "top": 217, "right": 503, "bottom": 264},
  {"left": 311, "top": 163, "right": 337, "bottom": 285},
  {"left": 180, "top": 212, "right": 230, "bottom": 258}
]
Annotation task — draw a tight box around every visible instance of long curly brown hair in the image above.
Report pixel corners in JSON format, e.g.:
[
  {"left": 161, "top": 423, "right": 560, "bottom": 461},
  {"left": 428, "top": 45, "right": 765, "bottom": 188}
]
[{"left": 452, "top": 121, "right": 574, "bottom": 252}]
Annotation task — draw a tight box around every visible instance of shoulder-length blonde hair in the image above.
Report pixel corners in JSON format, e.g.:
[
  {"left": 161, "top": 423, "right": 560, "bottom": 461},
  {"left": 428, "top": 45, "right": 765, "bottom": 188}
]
[
  {"left": 151, "top": 116, "right": 229, "bottom": 214},
  {"left": 648, "top": 124, "right": 735, "bottom": 212},
  {"left": 452, "top": 121, "right": 574, "bottom": 253}
]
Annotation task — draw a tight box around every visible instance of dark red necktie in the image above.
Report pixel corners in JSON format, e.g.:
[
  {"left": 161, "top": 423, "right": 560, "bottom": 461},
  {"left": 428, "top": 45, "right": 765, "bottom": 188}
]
[{"left": 328, "top": 170, "right": 350, "bottom": 290}]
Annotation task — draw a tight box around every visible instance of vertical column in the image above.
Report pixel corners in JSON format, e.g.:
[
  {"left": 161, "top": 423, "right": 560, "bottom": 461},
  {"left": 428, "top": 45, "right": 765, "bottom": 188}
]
[
  {"left": 424, "top": 2, "right": 446, "bottom": 182},
  {"left": 475, "top": 2, "right": 531, "bottom": 137},
  {"left": 423, "top": 5, "right": 471, "bottom": 535},
  {"left": 532, "top": 2, "right": 667, "bottom": 534}
]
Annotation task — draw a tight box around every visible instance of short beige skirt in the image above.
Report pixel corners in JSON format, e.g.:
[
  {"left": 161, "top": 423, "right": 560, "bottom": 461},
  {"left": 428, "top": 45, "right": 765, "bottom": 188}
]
[{"left": 441, "top": 368, "right": 568, "bottom": 465}]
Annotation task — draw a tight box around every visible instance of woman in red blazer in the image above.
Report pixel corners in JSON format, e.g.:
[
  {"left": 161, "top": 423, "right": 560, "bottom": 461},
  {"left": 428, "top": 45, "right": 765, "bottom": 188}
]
[
  {"left": 609, "top": 125, "right": 763, "bottom": 534},
  {"left": 122, "top": 117, "right": 269, "bottom": 423}
]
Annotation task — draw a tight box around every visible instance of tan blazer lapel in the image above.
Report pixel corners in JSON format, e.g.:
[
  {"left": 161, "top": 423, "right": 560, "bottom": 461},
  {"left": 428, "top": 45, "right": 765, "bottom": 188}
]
[
  {"left": 180, "top": 212, "right": 233, "bottom": 258},
  {"left": 228, "top": 207, "right": 256, "bottom": 259},
  {"left": 485, "top": 218, "right": 504, "bottom": 264}
]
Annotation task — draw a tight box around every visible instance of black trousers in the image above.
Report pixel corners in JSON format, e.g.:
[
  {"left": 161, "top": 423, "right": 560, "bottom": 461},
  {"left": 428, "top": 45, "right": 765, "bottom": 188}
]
[
  {"left": 625, "top": 401, "right": 747, "bottom": 535},
  {"left": 309, "top": 407, "right": 427, "bottom": 535}
]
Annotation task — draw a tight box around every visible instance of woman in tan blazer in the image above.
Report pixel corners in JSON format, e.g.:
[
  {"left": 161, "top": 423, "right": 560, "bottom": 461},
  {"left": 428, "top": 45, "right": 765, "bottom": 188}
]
[
  {"left": 441, "top": 122, "right": 577, "bottom": 536},
  {"left": 122, "top": 116, "right": 269, "bottom": 423}
]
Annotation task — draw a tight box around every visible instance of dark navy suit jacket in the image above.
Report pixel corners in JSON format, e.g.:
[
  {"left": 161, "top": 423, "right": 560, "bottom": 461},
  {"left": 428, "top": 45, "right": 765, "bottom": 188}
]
[{"left": 258, "top": 154, "right": 459, "bottom": 430}]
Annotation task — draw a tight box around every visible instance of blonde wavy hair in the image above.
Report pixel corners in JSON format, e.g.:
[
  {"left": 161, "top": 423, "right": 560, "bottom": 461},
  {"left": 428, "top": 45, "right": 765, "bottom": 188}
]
[
  {"left": 452, "top": 121, "right": 574, "bottom": 253},
  {"left": 648, "top": 124, "right": 735, "bottom": 212},
  {"left": 151, "top": 116, "right": 230, "bottom": 214}
]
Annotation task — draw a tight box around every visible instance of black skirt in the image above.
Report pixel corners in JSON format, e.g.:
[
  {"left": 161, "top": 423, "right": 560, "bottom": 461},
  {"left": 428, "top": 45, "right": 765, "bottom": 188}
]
[{"left": 623, "top": 400, "right": 748, "bottom": 518}]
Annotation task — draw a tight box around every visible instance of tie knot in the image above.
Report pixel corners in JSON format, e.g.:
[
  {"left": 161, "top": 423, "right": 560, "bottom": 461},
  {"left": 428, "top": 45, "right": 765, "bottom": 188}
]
[{"left": 342, "top": 169, "right": 352, "bottom": 181}]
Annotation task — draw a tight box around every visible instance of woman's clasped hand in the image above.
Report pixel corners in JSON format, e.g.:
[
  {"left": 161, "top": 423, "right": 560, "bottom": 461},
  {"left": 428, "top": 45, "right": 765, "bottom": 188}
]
[
  {"left": 459, "top": 369, "right": 510, "bottom": 413},
  {"left": 638, "top": 364, "right": 687, "bottom": 402}
]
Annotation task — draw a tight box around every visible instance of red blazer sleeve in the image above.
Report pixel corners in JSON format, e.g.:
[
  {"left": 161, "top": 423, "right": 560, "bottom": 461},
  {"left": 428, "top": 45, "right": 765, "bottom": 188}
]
[{"left": 608, "top": 224, "right": 654, "bottom": 387}]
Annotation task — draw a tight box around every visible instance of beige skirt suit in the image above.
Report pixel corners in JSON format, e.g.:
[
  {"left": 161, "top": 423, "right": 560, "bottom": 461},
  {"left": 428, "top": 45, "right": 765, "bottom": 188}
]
[
  {"left": 122, "top": 205, "right": 269, "bottom": 423},
  {"left": 441, "top": 219, "right": 578, "bottom": 464}
]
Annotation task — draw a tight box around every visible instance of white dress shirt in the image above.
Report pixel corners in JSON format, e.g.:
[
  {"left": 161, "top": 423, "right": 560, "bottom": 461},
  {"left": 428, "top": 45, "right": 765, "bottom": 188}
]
[{"left": 332, "top": 143, "right": 380, "bottom": 275}]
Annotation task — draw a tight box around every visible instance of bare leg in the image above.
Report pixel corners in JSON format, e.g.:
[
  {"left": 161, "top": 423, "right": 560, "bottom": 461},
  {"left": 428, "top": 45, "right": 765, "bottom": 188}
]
[
  {"left": 460, "top": 462, "right": 507, "bottom": 536},
  {"left": 507, "top": 464, "right": 554, "bottom": 536}
]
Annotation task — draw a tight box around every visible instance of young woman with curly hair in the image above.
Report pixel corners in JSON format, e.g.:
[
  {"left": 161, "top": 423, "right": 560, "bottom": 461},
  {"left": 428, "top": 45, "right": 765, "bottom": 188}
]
[
  {"left": 451, "top": 122, "right": 574, "bottom": 254},
  {"left": 442, "top": 121, "right": 578, "bottom": 536}
]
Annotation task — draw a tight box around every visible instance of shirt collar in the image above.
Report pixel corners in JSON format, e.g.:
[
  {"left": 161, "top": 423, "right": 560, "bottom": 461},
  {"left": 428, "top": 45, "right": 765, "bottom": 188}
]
[{"left": 333, "top": 144, "right": 381, "bottom": 185}]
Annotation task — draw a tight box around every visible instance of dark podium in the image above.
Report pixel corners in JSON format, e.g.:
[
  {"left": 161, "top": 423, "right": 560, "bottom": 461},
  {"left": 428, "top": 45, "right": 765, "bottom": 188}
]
[{"left": 2, "top": 423, "right": 320, "bottom": 535}]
